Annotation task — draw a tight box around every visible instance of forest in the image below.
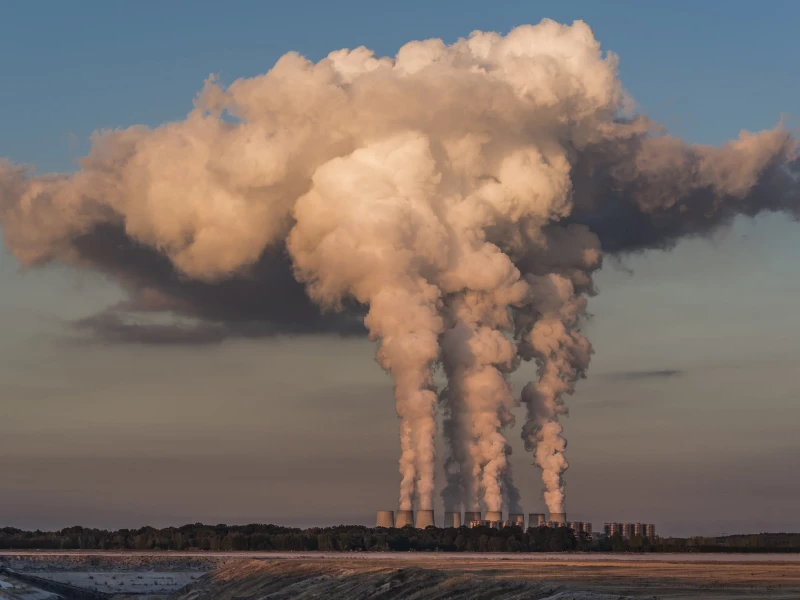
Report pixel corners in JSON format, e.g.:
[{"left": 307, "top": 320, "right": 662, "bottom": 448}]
[{"left": 1, "top": 524, "right": 798, "bottom": 553}]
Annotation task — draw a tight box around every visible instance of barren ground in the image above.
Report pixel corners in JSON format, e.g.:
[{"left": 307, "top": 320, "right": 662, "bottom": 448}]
[
  {"left": 3, "top": 552, "right": 800, "bottom": 599},
  {"left": 171, "top": 556, "right": 800, "bottom": 599}
]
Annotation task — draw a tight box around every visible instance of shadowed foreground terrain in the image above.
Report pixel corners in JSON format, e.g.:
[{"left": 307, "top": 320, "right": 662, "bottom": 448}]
[
  {"left": 4, "top": 553, "right": 800, "bottom": 599},
  {"left": 171, "top": 557, "right": 800, "bottom": 600},
  {"left": 171, "top": 560, "right": 626, "bottom": 600}
]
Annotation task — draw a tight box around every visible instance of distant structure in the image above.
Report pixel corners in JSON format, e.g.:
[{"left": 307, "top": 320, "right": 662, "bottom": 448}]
[
  {"left": 444, "top": 511, "right": 462, "bottom": 528},
  {"left": 395, "top": 509, "right": 414, "bottom": 528},
  {"left": 529, "top": 513, "right": 546, "bottom": 527},
  {"left": 603, "top": 522, "right": 656, "bottom": 539},
  {"left": 473, "top": 519, "right": 501, "bottom": 529},
  {"left": 455, "top": 514, "right": 595, "bottom": 536},
  {"left": 568, "top": 521, "right": 592, "bottom": 535},
  {"left": 508, "top": 513, "right": 525, "bottom": 527},
  {"left": 485, "top": 510, "right": 502, "bottom": 522},
  {"left": 542, "top": 521, "right": 566, "bottom": 528},
  {"left": 376, "top": 510, "right": 394, "bottom": 528},
  {"left": 483, "top": 510, "right": 501, "bottom": 529},
  {"left": 416, "top": 509, "right": 435, "bottom": 528},
  {"left": 378, "top": 507, "right": 653, "bottom": 539},
  {"left": 464, "top": 511, "right": 481, "bottom": 526}
]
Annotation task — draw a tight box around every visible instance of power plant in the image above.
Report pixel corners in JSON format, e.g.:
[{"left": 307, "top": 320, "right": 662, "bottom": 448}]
[
  {"left": 508, "top": 513, "right": 524, "bottom": 527},
  {"left": 444, "top": 511, "right": 462, "bottom": 528},
  {"left": 375, "top": 510, "right": 394, "bottom": 528},
  {"left": 529, "top": 513, "right": 546, "bottom": 527},
  {"left": 484, "top": 510, "right": 502, "bottom": 529},
  {"left": 604, "top": 522, "right": 656, "bottom": 539},
  {"left": 464, "top": 511, "right": 481, "bottom": 525},
  {"left": 376, "top": 509, "right": 634, "bottom": 537},
  {"left": 395, "top": 509, "right": 414, "bottom": 528},
  {"left": 569, "top": 521, "right": 592, "bottom": 535},
  {"left": 416, "top": 509, "right": 435, "bottom": 529}
]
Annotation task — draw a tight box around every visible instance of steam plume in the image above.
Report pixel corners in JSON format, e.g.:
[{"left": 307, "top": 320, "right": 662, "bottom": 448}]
[{"left": 1, "top": 20, "right": 797, "bottom": 514}]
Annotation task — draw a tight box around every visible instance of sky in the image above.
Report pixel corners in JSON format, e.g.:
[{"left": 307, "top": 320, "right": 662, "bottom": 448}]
[{"left": 1, "top": 0, "right": 799, "bottom": 537}]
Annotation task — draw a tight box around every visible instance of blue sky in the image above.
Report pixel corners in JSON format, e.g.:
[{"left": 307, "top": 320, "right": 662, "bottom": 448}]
[
  {"left": 3, "top": 0, "right": 798, "bottom": 172},
  {"left": 1, "top": 1, "right": 799, "bottom": 535}
]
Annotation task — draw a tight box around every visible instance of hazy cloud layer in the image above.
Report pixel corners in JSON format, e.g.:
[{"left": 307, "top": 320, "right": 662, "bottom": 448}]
[
  {"left": 602, "top": 368, "right": 684, "bottom": 381},
  {"left": 1, "top": 20, "right": 798, "bottom": 517},
  {"left": 67, "top": 223, "right": 367, "bottom": 341}
]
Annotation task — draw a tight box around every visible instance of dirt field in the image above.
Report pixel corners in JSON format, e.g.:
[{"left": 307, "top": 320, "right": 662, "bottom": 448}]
[
  {"left": 462, "top": 556, "right": 800, "bottom": 598},
  {"left": 4, "top": 552, "right": 800, "bottom": 598},
  {"left": 172, "top": 555, "right": 800, "bottom": 599}
]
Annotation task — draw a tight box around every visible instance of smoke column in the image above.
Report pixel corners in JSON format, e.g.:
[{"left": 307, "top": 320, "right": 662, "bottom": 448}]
[
  {"left": 439, "top": 285, "right": 525, "bottom": 514},
  {"left": 287, "top": 135, "right": 445, "bottom": 510},
  {"left": 0, "top": 20, "right": 797, "bottom": 514}
]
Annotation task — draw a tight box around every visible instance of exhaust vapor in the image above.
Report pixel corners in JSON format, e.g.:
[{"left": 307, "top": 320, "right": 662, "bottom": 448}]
[{"left": 1, "top": 20, "right": 797, "bottom": 515}]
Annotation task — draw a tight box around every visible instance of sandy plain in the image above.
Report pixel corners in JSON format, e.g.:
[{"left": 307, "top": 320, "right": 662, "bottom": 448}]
[{"left": 3, "top": 552, "right": 800, "bottom": 598}]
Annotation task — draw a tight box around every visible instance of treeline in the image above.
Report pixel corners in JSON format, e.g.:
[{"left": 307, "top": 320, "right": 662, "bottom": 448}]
[
  {"left": 646, "top": 533, "right": 800, "bottom": 553},
  {"left": 583, "top": 532, "right": 800, "bottom": 553},
  {"left": 1, "top": 524, "right": 799, "bottom": 552},
  {"left": 0, "top": 524, "right": 582, "bottom": 552}
]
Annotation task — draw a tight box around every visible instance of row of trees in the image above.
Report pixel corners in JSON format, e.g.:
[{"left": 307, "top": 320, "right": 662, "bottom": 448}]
[
  {"left": 646, "top": 533, "right": 800, "bottom": 553},
  {"left": 1, "top": 524, "right": 797, "bottom": 552},
  {"left": 0, "top": 524, "right": 582, "bottom": 552}
]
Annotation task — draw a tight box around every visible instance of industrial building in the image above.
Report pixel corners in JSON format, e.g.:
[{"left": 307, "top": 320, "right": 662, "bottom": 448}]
[
  {"left": 416, "top": 509, "right": 435, "bottom": 528},
  {"left": 444, "top": 510, "right": 462, "bottom": 528},
  {"left": 508, "top": 513, "right": 525, "bottom": 527},
  {"left": 376, "top": 508, "right": 652, "bottom": 539},
  {"left": 376, "top": 510, "right": 394, "bottom": 528},
  {"left": 603, "top": 522, "right": 656, "bottom": 539},
  {"left": 569, "top": 521, "right": 593, "bottom": 535},
  {"left": 528, "top": 513, "right": 546, "bottom": 527},
  {"left": 395, "top": 509, "right": 414, "bottom": 528},
  {"left": 620, "top": 523, "right": 632, "bottom": 539}
]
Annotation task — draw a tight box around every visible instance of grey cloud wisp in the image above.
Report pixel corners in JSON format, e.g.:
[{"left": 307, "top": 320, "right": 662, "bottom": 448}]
[
  {"left": 1, "top": 19, "right": 798, "bottom": 515},
  {"left": 603, "top": 369, "right": 684, "bottom": 381}
]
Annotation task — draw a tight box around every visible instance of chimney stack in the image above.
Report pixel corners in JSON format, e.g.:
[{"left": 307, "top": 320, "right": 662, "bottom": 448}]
[
  {"left": 464, "top": 511, "right": 481, "bottom": 526},
  {"left": 529, "top": 513, "right": 546, "bottom": 527},
  {"left": 550, "top": 512, "right": 567, "bottom": 524},
  {"left": 484, "top": 510, "right": 502, "bottom": 525},
  {"left": 508, "top": 513, "right": 524, "bottom": 527},
  {"left": 443, "top": 511, "right": 462, "bottom": 528},
  {"left": 375, "top": 510, "right": 394, "bottom": 528},
  {"left": 415, "top": 509, "right": 435, "bottom": 528},
  {"left": 395, "top": 509, "right": 414, "bottom": 528}
]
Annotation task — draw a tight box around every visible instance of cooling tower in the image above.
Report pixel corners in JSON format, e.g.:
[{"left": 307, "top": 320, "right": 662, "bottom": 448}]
[
  {"left": 508, "top": 513, "right": 524, "bottom": 527},
  {"left": 375, "top": 510, "right": 394, "bottom": 528},
  {"left": 529, "top": 513, "right": 546, "bottom": 527},
  {"left": 484, "top": 510, "right": 502, "bottom": 522},
  {"left": 550, "top": 512, "right": 567, "bottom": 524},
  {"left": 395, "top": 509, "right": 414, "bottom": 528},
  {"left": 464, "top": 511, "right": 482, "bottom": 525},
  {"left": 444, "top": 511, "right": 462, "bottom": 528},
  {"left": 416, "top": 509, "right": 435, "bottom": 528}
]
